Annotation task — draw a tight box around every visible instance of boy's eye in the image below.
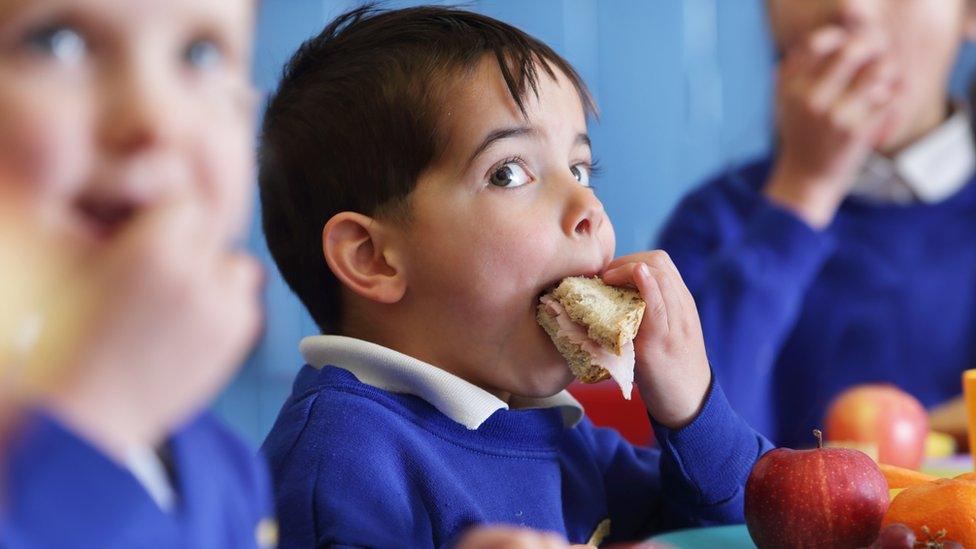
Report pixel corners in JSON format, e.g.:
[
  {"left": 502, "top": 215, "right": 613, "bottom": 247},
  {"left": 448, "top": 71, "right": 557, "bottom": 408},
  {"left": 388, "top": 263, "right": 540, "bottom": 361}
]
[
  {"left": 23, "top": 25, "right": 86, "bottom": 64},
  {"left": 183, "top": 38, "right": 223, "bottom": 70},
  {"left": 489, "top": 161, "right": 533, "bottom": 188},
  {"left": 570, "top": 164, "right": 591, "bottom": 187}
]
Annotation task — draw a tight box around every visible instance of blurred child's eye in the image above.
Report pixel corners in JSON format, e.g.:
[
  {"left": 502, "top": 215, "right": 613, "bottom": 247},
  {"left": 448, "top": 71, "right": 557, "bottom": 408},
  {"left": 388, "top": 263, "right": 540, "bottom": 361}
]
[
  {"left": 489, "top": 160, "right": 533, "bottom": 188},
  {"left": 183, "top": 38, "right": 223, "bottom": 71},
  {"left": 23, "top": 25, "right": 86, "bottom": 64},
  {"left": 570, "top": 163, "right": 591, "bottom": 187}
]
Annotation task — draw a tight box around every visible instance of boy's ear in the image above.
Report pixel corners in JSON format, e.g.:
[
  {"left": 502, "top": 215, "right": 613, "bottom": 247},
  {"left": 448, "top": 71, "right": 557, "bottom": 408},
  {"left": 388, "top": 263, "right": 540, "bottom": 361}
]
[{"left": 323, "top": 212, "right": 406, "bottom": 305}]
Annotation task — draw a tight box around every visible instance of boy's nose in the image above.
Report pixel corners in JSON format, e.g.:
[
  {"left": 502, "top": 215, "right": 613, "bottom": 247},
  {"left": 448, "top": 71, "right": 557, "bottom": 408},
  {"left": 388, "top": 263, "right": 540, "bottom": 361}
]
[
  {"left": 99, "top": 63, "right": 176, "bottom": 155},
  {"left": 561, "top": 181, "right": 605, "bottom": 240}
]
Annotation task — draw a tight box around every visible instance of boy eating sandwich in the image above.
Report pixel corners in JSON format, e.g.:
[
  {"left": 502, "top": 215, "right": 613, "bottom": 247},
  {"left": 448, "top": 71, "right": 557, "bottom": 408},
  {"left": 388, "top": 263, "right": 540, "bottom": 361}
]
[{"left": 259, "top": 5, "right": 774, "bottom": 547}]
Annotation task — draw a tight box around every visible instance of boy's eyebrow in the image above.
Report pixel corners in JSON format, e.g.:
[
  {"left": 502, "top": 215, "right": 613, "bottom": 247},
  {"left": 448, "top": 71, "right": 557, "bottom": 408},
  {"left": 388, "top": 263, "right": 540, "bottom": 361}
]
[
  {"left": 466, "top": 126, "right": 536, "bottom": 167},
  {"left": 465, "top": 127, "right": 592, "bottom": 168}
]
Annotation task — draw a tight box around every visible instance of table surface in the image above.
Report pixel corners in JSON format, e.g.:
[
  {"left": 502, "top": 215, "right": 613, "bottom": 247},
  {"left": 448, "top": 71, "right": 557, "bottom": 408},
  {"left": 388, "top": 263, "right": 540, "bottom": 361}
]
[
  {"left": 648, "top": 456, "right": 974, "bottom": 548},
  {"left": 650, "top": 524, "right": 753, "bottom": 548}
]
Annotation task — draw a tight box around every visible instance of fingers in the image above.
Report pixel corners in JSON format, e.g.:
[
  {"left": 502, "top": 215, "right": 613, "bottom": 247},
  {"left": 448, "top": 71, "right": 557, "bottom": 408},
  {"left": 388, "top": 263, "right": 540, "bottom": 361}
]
[
  {"left": 779, "top": 26, "right": 898, "bottom": 128},
  {"left": 600, "top": 258, "right": 639, "bottom": 287},
  {"left": 604, "top": 251, "right": 658, "bottom": 273},
  {"left": 603, "top": 253, "right": 638, "bottom": 273},
  {"left": 633, "top": 264, "right": 668, "bottom": 336},
  {"left": 650, "top": 251, "right": 698, "bottom": 314},
  {"left": 644, "top": 259, "right": 684, "bottom": 335},
  {"left": 806, "top": 39, "right": 883, "bottom": 112},
  {"left": 806, "top": 26, "right": 848, "bottom": 56},
  {"left": 779, "top": 26, "right": 847, "bottom": 83},
  {"left": 602, "top": 251, "right": 690, "bottom": 336},
  {"left": 829, "top": 61, "right": 898, "bottom": 133}
]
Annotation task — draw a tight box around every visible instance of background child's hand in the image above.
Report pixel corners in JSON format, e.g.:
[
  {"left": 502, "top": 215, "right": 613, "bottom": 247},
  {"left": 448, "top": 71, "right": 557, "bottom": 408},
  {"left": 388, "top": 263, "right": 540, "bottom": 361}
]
[
  {"left": 46, "top": 182, "right": 262, "bottom": 461},
  {"left": 765, "top": 26, "right": 900, "bottom": 228},
  {"left": 602, "top": 251, "right": 710, "bottom": 430},
  {"left": 455, "top": 525, "right": 589, "bottom": 549}
]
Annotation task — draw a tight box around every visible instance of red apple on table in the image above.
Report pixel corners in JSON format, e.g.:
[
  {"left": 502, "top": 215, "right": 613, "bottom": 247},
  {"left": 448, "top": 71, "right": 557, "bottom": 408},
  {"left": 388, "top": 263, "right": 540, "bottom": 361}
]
[
  {"left": 745, "top": 430, "right": 889, "bottom": 549},
  {"left": 824, "top": 384, "right": 929, "bottom": 470}
]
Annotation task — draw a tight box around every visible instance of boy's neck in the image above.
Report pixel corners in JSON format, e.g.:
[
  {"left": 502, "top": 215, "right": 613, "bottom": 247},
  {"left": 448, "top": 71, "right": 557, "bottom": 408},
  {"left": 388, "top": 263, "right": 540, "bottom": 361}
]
[{"left": 340, "top": 315, "right": 514, "bottom": 404}]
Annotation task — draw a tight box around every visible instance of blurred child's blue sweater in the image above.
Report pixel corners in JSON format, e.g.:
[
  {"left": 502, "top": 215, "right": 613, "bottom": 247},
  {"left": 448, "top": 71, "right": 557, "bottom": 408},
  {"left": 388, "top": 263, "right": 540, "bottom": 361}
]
[
  {"left": 4, "top": 411, "right": 274, "bottom": 548},
  {"left": 658, "top": 158, "right": 976, "bottom": 448}
]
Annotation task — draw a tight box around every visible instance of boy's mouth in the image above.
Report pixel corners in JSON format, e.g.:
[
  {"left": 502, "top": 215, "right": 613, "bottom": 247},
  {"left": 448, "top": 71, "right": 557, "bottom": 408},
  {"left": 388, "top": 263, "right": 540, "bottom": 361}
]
[
  {"left": 535, "top": 269, "right": 604, "bottom": 303},
  {"left": 75, "top": 195, "right": 140, "bottom": 240}
]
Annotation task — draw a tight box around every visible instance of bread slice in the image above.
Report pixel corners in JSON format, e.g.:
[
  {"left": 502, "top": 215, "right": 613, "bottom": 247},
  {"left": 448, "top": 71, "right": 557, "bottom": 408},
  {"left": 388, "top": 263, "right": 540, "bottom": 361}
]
[
  {"left": 536, "top": 306, "right": 612, "bottom": 383},
  {"left": 537, "top": 276, "right": 645, "bottom": 385},
  {"left": 550, "top": 277, "right": 645, "bottom": 355}
]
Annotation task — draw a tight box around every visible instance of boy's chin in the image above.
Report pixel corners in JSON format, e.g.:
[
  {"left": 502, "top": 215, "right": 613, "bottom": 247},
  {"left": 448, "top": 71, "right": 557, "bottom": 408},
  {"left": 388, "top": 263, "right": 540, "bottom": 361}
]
[{"left": 511, "top": 362, "right": 576, "bottom": 399}]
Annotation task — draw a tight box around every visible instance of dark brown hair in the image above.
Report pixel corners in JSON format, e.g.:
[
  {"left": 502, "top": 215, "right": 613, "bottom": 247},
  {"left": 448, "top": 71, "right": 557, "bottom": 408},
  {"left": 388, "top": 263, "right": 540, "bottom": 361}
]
[{"left": 259, "top": 3, "right": 595, "bottom": 332}]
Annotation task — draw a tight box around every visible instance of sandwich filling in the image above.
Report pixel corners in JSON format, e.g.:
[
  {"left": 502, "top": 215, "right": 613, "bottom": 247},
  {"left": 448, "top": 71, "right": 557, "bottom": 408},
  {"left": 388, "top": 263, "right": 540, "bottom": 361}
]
[{"left": 540, "top": 295, "right": 635, "bottom": 399}]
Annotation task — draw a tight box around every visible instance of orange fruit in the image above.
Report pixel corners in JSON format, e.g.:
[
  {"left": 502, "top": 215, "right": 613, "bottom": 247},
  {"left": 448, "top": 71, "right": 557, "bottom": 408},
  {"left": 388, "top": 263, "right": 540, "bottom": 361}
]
[
  {"left": 878, "top": 462, "right": 938, "bottom": 489},
  {"left": 882, "top": 474, "right": 976, "bottom": 547}
]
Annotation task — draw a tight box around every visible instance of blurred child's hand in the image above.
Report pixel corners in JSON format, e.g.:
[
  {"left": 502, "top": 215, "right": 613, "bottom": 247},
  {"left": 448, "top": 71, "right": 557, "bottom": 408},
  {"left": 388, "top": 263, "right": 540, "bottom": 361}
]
[
  {"left": 46, "top": 183, "right": 262, "bottom": 461},
  {"left": 602, "top": 251, "right": 710, "bottom": 430},
  {"left": 455, "top": 526, "right": 589, "bottom": 549},
  {"left": 765, "top": 26, "right": 900, "bottom": 228}
]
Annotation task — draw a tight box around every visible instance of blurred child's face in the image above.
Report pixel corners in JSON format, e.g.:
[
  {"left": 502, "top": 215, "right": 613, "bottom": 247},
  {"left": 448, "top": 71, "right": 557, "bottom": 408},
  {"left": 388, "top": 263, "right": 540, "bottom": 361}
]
[
  {"left": 767, "top": 0, "right": 976, "bottom": 151},
  {"left": 0, "top": 0, "right": 255, "bottom": 251},
  {"left": 393, "top": 59, "right": 614, "bottom": 400}
]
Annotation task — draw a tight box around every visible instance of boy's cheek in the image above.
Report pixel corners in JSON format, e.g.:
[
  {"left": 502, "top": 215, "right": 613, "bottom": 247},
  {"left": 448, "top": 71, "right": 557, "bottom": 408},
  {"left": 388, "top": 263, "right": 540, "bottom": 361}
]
[
  {"left": 192, "top": 128, "right": 254, "bottom": 236},
  {"left": 0, "top": 106, "right": 91, "bottom": 200},
  {"left": 599, "top": 218, "right": 616, "bottom": 260}
]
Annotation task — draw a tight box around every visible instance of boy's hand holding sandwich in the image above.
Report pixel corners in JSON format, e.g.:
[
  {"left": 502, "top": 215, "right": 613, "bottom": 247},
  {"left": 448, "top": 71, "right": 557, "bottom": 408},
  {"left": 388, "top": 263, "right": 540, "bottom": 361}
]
[
  {"left": 539, "top": 251, "right": 708, "bottom": 432},
  {"left": 601, "top": 251, "right": 711, "bottom": 430}
]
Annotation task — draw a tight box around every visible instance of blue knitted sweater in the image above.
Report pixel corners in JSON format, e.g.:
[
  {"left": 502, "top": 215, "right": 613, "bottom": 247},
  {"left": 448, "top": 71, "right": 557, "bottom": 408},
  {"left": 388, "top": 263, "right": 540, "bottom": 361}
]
[
  {"left": 658, "top": 158, "right": 976, "bottom": 448},
  {"left": 262, "top": 362, "right": 772, "bottom": 548}
]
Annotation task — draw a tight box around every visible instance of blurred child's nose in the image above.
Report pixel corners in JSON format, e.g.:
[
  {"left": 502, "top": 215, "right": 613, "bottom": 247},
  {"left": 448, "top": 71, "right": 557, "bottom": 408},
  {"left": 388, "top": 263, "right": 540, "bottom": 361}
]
[{"left": 98, "top": 58, "right": 177, "bottom": 155}]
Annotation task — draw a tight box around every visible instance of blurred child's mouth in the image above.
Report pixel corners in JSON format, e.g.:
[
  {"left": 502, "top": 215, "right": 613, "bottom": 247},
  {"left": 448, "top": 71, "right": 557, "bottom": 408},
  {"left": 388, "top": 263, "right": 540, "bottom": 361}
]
[{"left": 75, "top": 197, "right": 138, "bottom": 240}]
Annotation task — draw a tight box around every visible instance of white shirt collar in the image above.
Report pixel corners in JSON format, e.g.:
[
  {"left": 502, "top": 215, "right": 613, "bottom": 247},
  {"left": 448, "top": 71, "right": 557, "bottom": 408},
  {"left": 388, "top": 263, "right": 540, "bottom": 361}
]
[
  {"left": 125, "top": 446, "right": 176, "bottom": 513},
  {"left": 851, "top": 107, "right": 975, "bottom": 205},
  {"left": 299, "top": 335, "right": 584, "bottom": 430}
]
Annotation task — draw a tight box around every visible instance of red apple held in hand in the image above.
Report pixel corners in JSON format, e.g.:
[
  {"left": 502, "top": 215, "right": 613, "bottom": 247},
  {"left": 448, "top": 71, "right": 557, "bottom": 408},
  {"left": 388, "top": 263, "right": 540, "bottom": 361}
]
[
  {"left": 745, "top": 430, "right": 889, "bottom": 549},
  {"left": 824, "top": 384, "right": 929, "bottom": 470}
]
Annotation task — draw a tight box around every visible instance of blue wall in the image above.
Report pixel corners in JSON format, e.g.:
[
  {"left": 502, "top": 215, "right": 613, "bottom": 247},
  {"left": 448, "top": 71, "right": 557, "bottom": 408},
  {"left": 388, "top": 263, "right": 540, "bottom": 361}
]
[{"left": 214, "top": 0, "right": 976, "bottom": 447}]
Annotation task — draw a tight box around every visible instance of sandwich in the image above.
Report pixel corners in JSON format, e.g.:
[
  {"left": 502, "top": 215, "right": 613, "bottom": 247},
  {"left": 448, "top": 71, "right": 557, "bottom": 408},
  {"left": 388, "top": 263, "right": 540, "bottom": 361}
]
[{"left": 537, "top": 276, "right": 646, "bottom": 399}]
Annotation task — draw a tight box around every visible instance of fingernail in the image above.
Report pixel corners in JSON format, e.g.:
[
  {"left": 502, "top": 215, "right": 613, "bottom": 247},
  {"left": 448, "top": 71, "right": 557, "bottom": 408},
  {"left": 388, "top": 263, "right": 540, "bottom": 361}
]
[{"left": 639, "top": 263, "right": 651, "bottom": 279}]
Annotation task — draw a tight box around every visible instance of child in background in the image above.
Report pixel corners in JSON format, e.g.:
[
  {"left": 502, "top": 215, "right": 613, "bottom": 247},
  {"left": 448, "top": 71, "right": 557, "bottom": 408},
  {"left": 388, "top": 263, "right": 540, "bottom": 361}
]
[
  {"left": 658, "top": 0, "right": 976, "bottom": 447},
  {"left": 259, "top": 5, "right": 773, "bottom": 547},
  {"left": 0, "top": 0, "right": 272, "bottom": 546}
]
